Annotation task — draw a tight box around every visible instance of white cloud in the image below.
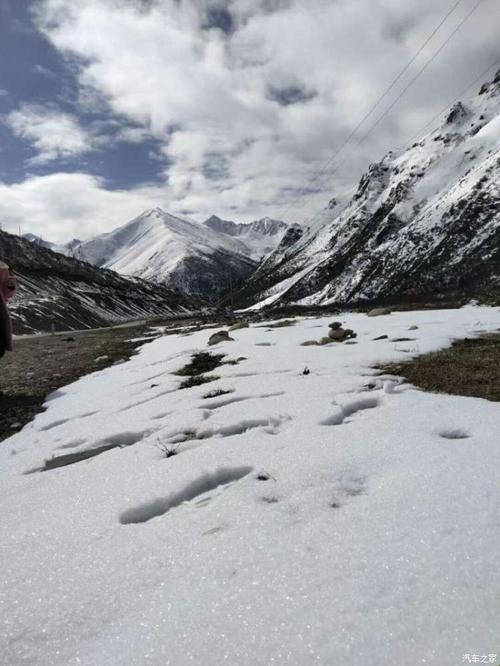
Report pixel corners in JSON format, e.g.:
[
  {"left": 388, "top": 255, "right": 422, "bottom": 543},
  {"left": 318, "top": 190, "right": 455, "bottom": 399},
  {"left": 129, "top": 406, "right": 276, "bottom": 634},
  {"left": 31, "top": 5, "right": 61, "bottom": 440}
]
[
  {"left": 0, "top": 173, "right": 163, "bottom": 242},
  {"left": 2, "top": 0, "right": 498, "bottom": 237},
  {"left": 6, "top": 104, "right": 94, "bottom": 164}
]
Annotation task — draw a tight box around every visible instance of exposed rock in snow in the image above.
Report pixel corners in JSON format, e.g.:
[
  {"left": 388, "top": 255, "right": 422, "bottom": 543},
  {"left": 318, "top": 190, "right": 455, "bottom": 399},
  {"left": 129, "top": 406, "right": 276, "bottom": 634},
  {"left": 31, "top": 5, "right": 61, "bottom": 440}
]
[
  {"left": 367, "top": 307, "right": 392, "bottom": 317},
  {"left": 235, "top": 71, "right": 500, "bottom": 309},
  {"left": 208, "top": 330, "right": 234, "bottom": 346}
]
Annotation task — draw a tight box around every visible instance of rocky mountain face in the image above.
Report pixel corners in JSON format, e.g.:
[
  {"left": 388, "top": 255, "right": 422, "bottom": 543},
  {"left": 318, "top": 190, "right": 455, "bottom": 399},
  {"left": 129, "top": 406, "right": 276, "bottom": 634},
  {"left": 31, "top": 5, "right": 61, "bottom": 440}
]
[
  {"left": 0, "top": 229, "right": 203, "bottom": 334},
  {"left": 234, "top": 70, "right": 500, "bottom": 309},
  {"left": 204, "top": 215, "right": 288, "bottom": 260},
  {"left": 72, "top": 208, "right": 258, "bottom": 300}
]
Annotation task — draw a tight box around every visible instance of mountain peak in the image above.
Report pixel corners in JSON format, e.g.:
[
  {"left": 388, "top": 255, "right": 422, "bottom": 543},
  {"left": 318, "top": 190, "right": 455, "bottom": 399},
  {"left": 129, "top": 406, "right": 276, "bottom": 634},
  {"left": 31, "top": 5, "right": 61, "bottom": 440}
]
[
  {"left": 204, "top": 215, "right": 238, "bottom": 235},
  {"left": 141, "top": 207, "right": 168, "bottom": 220},
  {"left": 67, "top": 208, "right": 258, "bottom": 298}
]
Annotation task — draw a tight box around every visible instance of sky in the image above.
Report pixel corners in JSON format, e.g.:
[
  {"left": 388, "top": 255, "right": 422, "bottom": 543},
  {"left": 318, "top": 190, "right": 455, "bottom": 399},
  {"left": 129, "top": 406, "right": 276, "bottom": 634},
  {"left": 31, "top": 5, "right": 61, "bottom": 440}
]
[{"left": 0, "top": 0, "right": 498, "bottom": 242}]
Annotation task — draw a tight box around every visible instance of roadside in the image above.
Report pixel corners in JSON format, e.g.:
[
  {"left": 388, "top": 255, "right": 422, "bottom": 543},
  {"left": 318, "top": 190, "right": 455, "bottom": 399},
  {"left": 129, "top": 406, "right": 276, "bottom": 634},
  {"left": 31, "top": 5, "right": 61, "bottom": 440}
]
[
  {"left": 380, "top": 333, "right": 500, "bottom": 402},
  {"left": 12, "top": 318, "right": 149, "bottom": 341}
]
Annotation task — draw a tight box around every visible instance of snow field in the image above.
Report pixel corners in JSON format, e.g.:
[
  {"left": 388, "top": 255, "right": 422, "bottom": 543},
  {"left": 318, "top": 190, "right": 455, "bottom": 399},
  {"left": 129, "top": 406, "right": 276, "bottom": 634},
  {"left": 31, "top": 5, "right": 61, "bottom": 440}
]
[{"left": 1, "top": 306, "right": 499, "bottom": 665}]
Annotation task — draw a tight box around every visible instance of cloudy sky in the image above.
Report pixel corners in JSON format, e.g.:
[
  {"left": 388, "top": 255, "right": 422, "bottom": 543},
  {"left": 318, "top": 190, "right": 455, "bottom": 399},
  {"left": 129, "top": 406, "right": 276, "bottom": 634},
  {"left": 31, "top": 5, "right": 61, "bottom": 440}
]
[{"left": 0, "top": 0, "right": 498, "bottom": 242}]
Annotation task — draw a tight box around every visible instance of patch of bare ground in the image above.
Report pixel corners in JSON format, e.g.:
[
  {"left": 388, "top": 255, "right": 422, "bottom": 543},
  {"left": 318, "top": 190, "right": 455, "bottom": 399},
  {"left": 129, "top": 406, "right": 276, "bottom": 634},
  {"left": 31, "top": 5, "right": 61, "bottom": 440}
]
[
  {"left": 379, "top": 334, "right": 500, "bottom": 402},
  {"left": 0, "top": 317, "right": 221, "bottom": 442}
]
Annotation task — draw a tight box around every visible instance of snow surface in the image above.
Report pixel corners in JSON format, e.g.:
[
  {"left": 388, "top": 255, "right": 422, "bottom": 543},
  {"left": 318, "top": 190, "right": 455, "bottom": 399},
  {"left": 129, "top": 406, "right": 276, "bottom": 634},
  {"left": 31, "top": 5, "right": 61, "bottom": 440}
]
[{"left": 1, "top": 306, "right": 500, "bottom": 665}]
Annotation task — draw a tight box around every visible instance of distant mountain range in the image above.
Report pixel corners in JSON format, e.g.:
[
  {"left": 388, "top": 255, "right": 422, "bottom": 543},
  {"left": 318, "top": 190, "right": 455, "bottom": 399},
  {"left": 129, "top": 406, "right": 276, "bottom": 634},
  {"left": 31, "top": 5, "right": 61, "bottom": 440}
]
[
  {"left": 24, "top": 210, "right": 288, "bottom": 300},
  {"left": 22, "top": 233, "right": 82, "bottom": 256},
  {"left": 203, "top": 215, "right": 288, "bottom": 260},
  {"left": 2, "top": 229, "right": 202, "bottom": 334},
  {"left": 17, "top": 70, "right": 500, "bottom": 312},
  {"left": 232, "top": 69, "right": 500, "bottom": 309}
]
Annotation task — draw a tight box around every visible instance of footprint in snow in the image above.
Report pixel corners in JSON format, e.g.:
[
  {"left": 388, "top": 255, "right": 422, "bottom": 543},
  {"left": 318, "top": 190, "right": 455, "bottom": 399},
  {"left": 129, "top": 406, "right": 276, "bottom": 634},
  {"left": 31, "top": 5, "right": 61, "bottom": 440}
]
[
  {"left": 202, "top": 526, "right": 225, "bottom": 536},
  {"left": 320, "top": 396, "right": 380, "bottom": 427},
  {"left": 39, "top": 417, "right": 71, "bottom": 432},
  {"left": 119, "top": 467, "right": 253, "bottom": 524},
  {"left": 166, "top": 414, "right": 290, "bottom": 443},
  {"left": 29, "top": 429, "right": 152, "bottom": 473},
  {"left": 201, "top": 391, "right": 284, "bottom": 411},
  {"left": 331, "top": 473, "right": 368, "bottom": 509},
  {"left": 438, "top": 428, "right": 470, "bottom": 440}
]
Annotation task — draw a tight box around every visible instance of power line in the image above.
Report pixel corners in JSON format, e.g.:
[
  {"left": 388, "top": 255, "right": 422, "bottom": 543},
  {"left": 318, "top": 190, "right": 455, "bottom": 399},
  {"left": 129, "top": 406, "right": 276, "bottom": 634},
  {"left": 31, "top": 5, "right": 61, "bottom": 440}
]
[
  {"left": 310, "top": 0, "right": 486, "bottom": 199},
  {"left": 278, "top": 0, "right": 468, "bottom": 222},
  {"left": 305, "top": 52, "right": 500, "bottom": 224},
  {"left": 282, "top": 0, "right": 488, "bottom": 226}
]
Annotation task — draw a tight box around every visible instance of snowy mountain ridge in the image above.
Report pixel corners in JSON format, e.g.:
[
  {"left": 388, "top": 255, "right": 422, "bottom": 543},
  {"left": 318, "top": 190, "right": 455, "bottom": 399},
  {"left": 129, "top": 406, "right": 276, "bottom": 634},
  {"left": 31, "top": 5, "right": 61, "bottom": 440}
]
[
  {"left": 204, "top": 215, "right": 288, "bottom": 260},
  {"left": 235, "top": 69, "right": 500, "bottom": 309},
  {"left": 66, "top": 209, "right": 287, "bottom": 299},
  {"left": 72, "top": 208, "right": 258, "bottom": 299}
]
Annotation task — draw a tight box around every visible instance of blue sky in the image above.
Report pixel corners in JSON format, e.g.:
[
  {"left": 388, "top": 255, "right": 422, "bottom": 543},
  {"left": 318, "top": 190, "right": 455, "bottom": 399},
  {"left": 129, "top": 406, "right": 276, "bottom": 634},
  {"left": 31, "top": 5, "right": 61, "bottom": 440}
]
[
  {"left": 0, "top": 0, "right": 498, "bottom": 242},
  {"left": 0, "top": 1, "right": 166, "bottom": 188}
]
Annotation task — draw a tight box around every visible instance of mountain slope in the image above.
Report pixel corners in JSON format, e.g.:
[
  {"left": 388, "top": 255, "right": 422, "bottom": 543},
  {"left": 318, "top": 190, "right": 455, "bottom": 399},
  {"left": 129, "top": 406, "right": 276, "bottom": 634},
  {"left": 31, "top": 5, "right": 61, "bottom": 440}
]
[
  {"left": 203, "top": 215, "right": 288, "bottom": 260},
  {"left": 0, "top": 230, "right": 203, "bottom": 334},
  {"left": 74, "top": 208, "right": 257, "bottom": 299},
  {"left": 235, "top": 70, "right": 500, "bottom": 309}
]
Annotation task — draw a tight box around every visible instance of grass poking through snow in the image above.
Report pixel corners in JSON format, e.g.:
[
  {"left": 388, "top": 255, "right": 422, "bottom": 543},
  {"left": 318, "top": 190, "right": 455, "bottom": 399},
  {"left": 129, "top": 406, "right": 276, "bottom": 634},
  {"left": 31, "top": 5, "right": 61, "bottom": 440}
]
[
  {"left": 174, "top": 352, "right": 226, "bottom": 377},
  {"left": 202, "top": 388, "right": 234, "bottom": 399},
  {"left": 179, "top": 375, "right": 220, "bottom": 390},
  {"left": 380, "top": 334, "right": 500, "bottom": 401}
]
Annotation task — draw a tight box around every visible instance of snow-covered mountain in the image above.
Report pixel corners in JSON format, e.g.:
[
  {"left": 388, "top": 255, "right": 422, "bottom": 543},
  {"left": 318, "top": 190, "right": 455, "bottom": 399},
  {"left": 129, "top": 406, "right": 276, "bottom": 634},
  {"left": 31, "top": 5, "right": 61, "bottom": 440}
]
[
  {"left": 203, "top": 215, "right": 288, "bottom": 260},
  {"left": 1, "top": 229, "right": 202, "bottom": 334},
  {"left": 73, "top": 208, "right": 258, "bottom": 299},
  {"left": 235, "top": 70, "right": 500, "bottom": 309},
  {"left": 23, "top": 233, "right": 83, "bottom": 257}
]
